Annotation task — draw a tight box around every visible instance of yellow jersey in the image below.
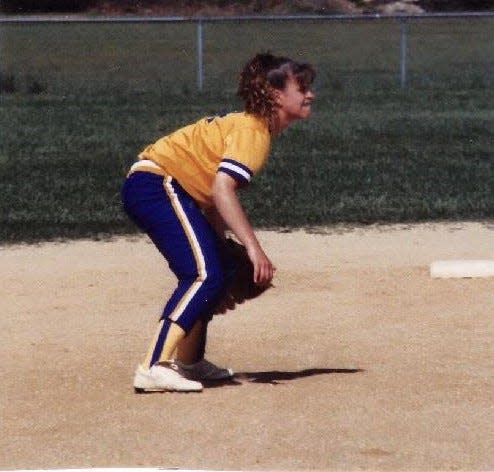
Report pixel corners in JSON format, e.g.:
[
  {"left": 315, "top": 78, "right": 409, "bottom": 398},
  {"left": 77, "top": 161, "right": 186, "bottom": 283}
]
[{"left": 135, "top": 112, "right": 271, "bottom": 208}]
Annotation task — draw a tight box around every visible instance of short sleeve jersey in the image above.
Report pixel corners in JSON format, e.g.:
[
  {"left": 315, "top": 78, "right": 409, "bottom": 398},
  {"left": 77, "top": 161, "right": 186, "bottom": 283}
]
[{"left": 138, "top": 112, "right": 271, "bottom": 208}]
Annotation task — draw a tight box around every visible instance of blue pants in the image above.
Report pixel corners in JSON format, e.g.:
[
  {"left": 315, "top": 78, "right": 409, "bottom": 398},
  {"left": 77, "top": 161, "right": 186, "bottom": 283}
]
[{"left": 121, "top": 171, "right": 235, "bottom": 365}]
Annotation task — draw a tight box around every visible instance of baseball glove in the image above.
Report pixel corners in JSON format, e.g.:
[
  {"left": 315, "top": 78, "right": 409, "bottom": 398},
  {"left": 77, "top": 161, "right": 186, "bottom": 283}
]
[{"left": 213, "top": 237, "right": 273, "bottom": 315}]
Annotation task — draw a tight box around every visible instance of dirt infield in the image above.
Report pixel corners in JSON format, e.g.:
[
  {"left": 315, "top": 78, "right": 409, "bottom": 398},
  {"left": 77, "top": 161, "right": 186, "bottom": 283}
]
[{"left": 1, "top": 222, "right": 494, "bottom": 471}]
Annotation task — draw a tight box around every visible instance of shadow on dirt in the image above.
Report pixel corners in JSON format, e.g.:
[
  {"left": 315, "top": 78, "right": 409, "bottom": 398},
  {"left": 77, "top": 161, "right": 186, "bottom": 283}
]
[{"left": 204, "top": 367, "right": 364, "bottom": 388}]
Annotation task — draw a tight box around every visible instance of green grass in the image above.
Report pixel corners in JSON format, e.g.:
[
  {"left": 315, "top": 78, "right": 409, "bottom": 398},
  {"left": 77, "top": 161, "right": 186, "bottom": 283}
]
[{"left": 1, "top": 18, "right": 493, "bottom": 242}]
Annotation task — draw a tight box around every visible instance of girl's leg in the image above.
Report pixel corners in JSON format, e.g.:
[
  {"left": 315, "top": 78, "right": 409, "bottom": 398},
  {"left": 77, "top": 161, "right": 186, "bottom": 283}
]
[
  {"left": 175, "top": 242, "right": 237, "bottom": 366},
  {"left": 143, "top": 318, "right": 186, "bottom": 367},
  {"left": 122, "top": 172, "right": 228, "bottom": 369},
  {"left": 175, "top": 319, "right": 208, "bottom": 364}
]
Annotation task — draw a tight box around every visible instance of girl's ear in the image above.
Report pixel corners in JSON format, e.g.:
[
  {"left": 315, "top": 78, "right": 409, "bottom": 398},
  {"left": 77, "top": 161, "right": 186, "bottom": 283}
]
[{"left": 272, "top": 88, "right": 283, "bottom": 104}]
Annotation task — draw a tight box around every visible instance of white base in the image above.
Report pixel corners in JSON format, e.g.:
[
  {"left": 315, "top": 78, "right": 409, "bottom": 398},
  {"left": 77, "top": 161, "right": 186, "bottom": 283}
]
[{"left": 430, "top": 260, "right": 494, "bottom": 278}]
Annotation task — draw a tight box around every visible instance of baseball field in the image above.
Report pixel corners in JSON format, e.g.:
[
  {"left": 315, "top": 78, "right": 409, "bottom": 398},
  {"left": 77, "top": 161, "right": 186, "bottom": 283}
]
[
  {"left": 1, "top": 16, "right": 494, "bottom": 471},
  {"left": 1, "top": 18, "right": 494, "bottom": 243},
  {"left": 1, "top": 222, "right": 494, "bottom": 470}
]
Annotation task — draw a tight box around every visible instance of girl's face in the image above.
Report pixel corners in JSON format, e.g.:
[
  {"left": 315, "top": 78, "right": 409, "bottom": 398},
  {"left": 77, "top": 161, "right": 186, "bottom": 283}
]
[{"left": 274, "top": 75, "right": 315, "bottom": 122}]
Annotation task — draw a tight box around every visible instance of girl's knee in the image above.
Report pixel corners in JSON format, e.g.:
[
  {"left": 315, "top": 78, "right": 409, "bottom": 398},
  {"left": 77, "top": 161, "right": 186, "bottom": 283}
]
[{"left": 202, "top": 268, "right": 229, "bottom": 299}]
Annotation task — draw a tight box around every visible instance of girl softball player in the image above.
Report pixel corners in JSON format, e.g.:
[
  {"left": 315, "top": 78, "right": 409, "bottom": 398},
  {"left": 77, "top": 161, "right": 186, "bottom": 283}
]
[{"left": 122, "top": 52, "right": 316, "bottom": 392}]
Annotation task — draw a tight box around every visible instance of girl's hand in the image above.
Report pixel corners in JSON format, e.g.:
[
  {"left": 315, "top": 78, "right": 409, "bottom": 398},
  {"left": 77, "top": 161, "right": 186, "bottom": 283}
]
[
  {"left": 246, "top": 244, "right": 275, "bottom": 286},
  {"left": 211, "top": 172, "right": 275, "bottom": 285}
]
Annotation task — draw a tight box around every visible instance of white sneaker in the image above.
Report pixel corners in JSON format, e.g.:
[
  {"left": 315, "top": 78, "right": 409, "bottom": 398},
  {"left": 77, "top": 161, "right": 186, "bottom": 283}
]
[
  {"left": 174, "top": 358, "right": 234, "bottom": 381},
  {"left": 133, "top": 362, "right": 203, "bottom": 393}
]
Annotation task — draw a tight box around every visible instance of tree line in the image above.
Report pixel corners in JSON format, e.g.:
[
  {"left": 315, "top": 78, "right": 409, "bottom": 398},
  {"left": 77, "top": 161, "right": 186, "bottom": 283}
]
[{"left": 1, "top": 0, "right": 493, "bottom": 14}]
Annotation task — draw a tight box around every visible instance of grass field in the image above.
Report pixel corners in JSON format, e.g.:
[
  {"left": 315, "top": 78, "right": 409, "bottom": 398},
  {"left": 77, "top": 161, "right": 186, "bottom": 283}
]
[{"left": 1, "top": 17, "right": 493, "bottom": 242}]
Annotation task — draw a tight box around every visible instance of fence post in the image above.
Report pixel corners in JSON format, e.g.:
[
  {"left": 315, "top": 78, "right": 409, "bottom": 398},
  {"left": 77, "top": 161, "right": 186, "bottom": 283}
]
[
  {"left": 196, "top": 19, "right": 204, "bottom": 91},
  {"left": 400, "top": 17, "right": 408, "bottom": 88}
]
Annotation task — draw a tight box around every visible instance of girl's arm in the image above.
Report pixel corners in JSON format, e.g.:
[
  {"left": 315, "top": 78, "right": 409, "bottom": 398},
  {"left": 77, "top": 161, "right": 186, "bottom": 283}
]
[
  {"left": 203, "top": 206, "right": 228, "bottom": 239},
  {"left": 211, "top": 172, "right": 275, "bottom": 286}
]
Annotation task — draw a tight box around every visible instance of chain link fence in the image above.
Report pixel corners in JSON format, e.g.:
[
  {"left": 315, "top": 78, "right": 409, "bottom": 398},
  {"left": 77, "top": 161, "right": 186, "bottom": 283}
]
[{"left": 1, "top": 12, "right": 494, "bottom": 96}]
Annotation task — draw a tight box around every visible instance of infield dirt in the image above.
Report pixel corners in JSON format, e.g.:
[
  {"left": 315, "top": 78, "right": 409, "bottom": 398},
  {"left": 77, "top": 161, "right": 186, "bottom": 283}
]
[{"left": 1, "top": 222, "right": 493, "bottom": 470}]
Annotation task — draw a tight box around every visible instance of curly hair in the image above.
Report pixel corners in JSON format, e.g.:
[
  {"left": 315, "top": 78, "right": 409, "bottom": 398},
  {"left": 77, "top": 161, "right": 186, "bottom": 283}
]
[{"left": 237, "top": 53, "right": 316, "bottom": 121}]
